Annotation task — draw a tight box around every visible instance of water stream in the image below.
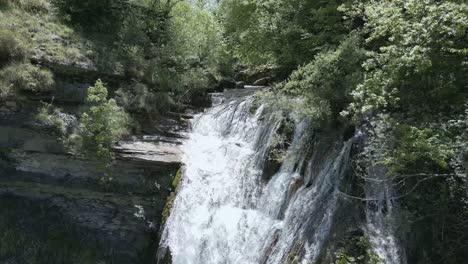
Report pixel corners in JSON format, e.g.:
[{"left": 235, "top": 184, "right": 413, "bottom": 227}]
[{"left": 159, "top": 94, "right": 404, "bottom": 264}]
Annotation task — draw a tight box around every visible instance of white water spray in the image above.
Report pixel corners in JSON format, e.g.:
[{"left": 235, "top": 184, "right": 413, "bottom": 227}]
[{"left": 159, "top": 95, "right": 404, "bottom": 264}]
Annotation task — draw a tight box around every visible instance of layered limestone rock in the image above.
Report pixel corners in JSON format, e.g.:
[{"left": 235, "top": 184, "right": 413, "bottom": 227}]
[{"left": 0, "top": 103, "right": 185, "bottom": 263}]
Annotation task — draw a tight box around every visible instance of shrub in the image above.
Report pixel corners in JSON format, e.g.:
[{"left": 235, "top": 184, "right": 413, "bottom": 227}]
[
  {"left": 385, "top": 124, "right": 453, "bottom": 174},
  {"left": 0, "top": 29, "right": 29, "bottom": 65},
  {"left": 0, "top": 63, "right": 54, "bottom": 93},
  {"left": 9, "top": 0, "right": 52, "bottom": 13},
  {"left": 36, "top": 101, "right": 66, "bottom": 135},
  {"left": 72, "top": 80, "right": 129, "bottom": 184}
]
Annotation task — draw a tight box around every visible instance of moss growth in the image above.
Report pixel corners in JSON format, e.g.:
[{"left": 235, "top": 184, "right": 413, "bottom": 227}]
[
  {"left": 161, "top": 166, "right": 183, "bottom": 226},
  {"left": 172, "top": 167, "right": 183, "bottom": 190},
  {"left": 286, "top": 251, "right": 299, "bottom": 264},
  {"left": 161, "top": 192, "right": 176, "bottom": 226}
]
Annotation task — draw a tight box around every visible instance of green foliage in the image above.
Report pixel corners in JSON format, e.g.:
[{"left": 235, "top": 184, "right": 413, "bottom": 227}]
[
  {"left": 72, "top": 80, "right": 129, "bottom": 185},
  {"left": 36, "top": 101, "right": 66, "bottom": 135},
  {"left": 163, "top": 2, "right": 224, "bottom": 68},
  {"left": 53, "top": 0, "right": 225, "bottom": 107},
  {"left": 335, "top": 251, "right": 383, "bottom": 264},
  {"left": 385, "top": 124, "right": 453, "bottom": 174},
  {"left": 0, "top": 63, "right": 54, "bottom": 94},
  {"left": 0, "top": 1, "right": 90, "bottom": 66},
  {"left": 53, "top": 0, "right": 180, "bottom": 73},
  {"left": 362, "top": 113, "right": 455, "bottom": 175},
  {"left": 448, "top": 102, "right": 468, "bottom": 178},
  {"left": 237, "top": 1, "right": 467, "bottom": 262},
  {"left": 0, "top": 29, "right": 30, "bottom": 65},
  {"left": 342, "top": 0, "right": 468, "bottom": 118},
  {"left": 155, "top": 1, "right": 227, "bottom": 99},
  {"left": 282, "top": 34, "right": 366, "bottom": 122},
  {"left": 53, "top": 0, "right": 131, "bottom": 36},
  {"left": 218, "top": 0, "right": 347, "bottom": 69},
  {"left": 9, "top": 0, "right": 52, "bottom": 13},
  {"left": 334, "top": 236, "right": 384, "bottom": 264}
]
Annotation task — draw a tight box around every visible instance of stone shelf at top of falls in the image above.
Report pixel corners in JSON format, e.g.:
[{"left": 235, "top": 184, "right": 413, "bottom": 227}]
[
  {"left": 210, "top": 86, "right": 269, "bottom": 106},
  {"left": 115, "top": 136, "right": 183, "bottom": 164},
  {"left": 223, "top": 85, "right": 268, "bottom": 100}
]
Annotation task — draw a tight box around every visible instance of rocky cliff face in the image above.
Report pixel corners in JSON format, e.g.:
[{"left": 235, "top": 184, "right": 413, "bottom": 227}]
[{"left": 0, "top": 62, "right": 187, "bottom": 263}]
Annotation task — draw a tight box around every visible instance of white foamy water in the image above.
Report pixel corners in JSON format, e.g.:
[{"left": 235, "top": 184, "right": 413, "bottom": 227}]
[
  {"left": 159, "top": 96, "right": 403, "bottom": 264},
  {"left": 365, "top": 166, "right": 406, "bottom": 264}
]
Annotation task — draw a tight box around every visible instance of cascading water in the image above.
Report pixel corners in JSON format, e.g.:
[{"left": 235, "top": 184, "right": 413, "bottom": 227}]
[
  {"left": 159, "top": 93, "right": 404, "bottom": 264},
  {"left": 365, "top": 167, "right": 406, "bottom": 264}
]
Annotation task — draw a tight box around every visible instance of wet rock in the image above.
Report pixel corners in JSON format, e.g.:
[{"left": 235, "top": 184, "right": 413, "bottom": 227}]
[{"left": 253, "top": 77, "right": 272, "bottom": 86}]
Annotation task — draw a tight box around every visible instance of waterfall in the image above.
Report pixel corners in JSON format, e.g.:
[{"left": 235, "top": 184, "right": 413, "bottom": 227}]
[
  {"left": 365, "top": 166, "right": 406, "bottom": 264},
  {"left": 159, "top": 95, "right": 404, "bottom": 264}
]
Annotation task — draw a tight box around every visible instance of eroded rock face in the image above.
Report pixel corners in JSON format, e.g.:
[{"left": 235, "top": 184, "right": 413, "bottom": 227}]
[{"left": 0, "top": 107, "right": 184, "bottom": 263}]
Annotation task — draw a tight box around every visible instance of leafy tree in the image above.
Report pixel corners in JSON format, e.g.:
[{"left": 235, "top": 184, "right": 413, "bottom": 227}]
[
  {"left": 281, "top": 34, "right": 366, "bottom": 123},
  {"left": 341, "top": 0, "right": 468, "bottom": 119},
  {"left": 72, "top": 80, "right": 129, "bottom": 185},
  {"left": 218, "top": 0, "right": 347, "bottom": 71},
  {"left": 157, "top": 1, "right": 226, "bottom": 94}
]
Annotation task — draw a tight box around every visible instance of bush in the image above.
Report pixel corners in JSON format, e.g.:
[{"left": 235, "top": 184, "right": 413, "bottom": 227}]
[
  {"left": 36, "top": 101, "right": 67, "bottom": 135},
  {"left": 0, "top": 29, "right": 29, "bottom": 65},
  {"left": 72, "top": 80, "right": 129, "bottom": 184},
  {"left": 0, "top": 63, "right": 54, "bottom": 93}
]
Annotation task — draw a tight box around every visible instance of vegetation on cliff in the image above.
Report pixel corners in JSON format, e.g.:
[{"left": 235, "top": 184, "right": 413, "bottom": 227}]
[
  {"left": 0, "top": 0, "right": 227, "bottom": 111},
  {"left": 219, "top": 0, "right": 467, "bottom": 262},
  {"left": 71, "top": 80, "right": 129, "bottom": 185},
  {"left": 1, "top": 0, "right": 467, "bottom": 263}
]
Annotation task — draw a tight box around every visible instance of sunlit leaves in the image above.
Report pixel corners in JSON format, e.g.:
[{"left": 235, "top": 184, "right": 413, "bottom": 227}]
[
  {"left": 74, "top": 80, "right": 129, "bottom": 184},
  {"left": 342, "top": 0, "right": 468, "bottom": 118}
]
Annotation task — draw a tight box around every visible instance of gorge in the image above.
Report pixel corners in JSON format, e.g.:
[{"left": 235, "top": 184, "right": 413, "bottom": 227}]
[{"left": 0, "top": 0, "right": 467, "bottom": 263}]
